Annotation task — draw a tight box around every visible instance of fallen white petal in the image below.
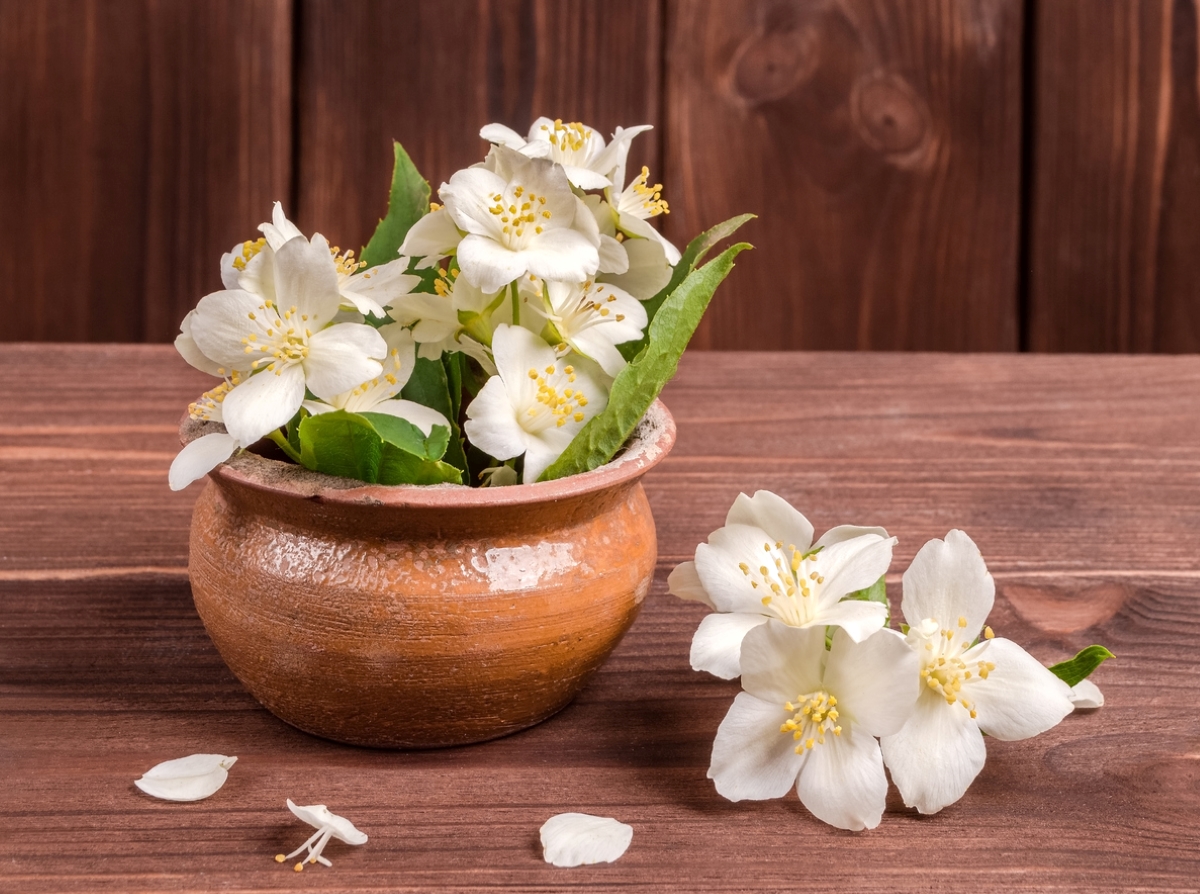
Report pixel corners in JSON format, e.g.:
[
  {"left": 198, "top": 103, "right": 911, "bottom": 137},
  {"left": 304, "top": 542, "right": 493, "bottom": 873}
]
[
  {"left": 134, "top": 754, "right": 236, "bottom": 801},
  {"left": 540, "top": 813, "right": 632, "bottom": 867},
  {"left": 1069, "top": 678, "right": 1105, "bottom": 710},
  {"left": 286, "top": 799, "right": 368, "bottom": 845}
]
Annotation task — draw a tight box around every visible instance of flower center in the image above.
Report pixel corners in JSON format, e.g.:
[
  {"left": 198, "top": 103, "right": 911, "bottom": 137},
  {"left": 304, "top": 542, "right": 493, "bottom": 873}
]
[
  {"left": 329, "top": 245, "right": 366, "bottom": 278},
  {"left": 522, "top": 363, "right": 588, "bottom": 433},
  {"left": 188, "top": 381, "right": 233, "bottom": 421},
  {"left": 231, "top": 237, "right": 266, "bottom": 271},
  {"left": 738, "top": 542, "right": 826, "bottom": 626},
  {"left": 540, "top": 118, "right": 594, "bottom": 159},
  {"left": 552, "top": 281, "right": 628, "bottom": 335},
  {"left": 780, "top": 690, "right": 842, "bottom": 753},
  {"left": 620, "top": 167, "right": 669, "bottom": 218},
  {"left": 916, "top": 617, "right": 997, "bottom": 718},
  {"left": 241, "top": 302, "right": 319, "bottom": 374},
  {"left": 488, "top": 183, "right": 551, "bottom": 249}
]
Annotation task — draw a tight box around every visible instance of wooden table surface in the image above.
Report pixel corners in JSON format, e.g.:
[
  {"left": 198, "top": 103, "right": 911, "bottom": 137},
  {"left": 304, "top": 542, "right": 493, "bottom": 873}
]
[{"left": 2, "top": 345, "right": 1198, "bottom": 893}]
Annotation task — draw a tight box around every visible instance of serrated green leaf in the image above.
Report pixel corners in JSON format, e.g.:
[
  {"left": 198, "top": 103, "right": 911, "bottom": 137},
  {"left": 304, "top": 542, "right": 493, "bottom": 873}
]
[
  {"left": 361, "top": 141, "right": 431, "bottom": 269},
  {"left": 540, "top": 241, "right": 751, "bottom": 481},
  {"left": 1048, "top": 645, "right": 1115, "bottom": 688},
  {"left": 298, "top": 411, "right": 383, "bottom": 482}
]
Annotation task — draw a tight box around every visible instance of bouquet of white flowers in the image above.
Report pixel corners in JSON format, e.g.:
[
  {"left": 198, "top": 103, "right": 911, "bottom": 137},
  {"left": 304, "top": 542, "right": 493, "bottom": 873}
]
[{"left": 169, "top": 118, "right": 751, "bottom": 490}]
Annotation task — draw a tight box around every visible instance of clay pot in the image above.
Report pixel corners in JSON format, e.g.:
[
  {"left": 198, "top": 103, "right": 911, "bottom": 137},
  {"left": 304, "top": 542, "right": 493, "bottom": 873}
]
[{"left": 184, "top": 402, "right": 675, "bottom": 748}]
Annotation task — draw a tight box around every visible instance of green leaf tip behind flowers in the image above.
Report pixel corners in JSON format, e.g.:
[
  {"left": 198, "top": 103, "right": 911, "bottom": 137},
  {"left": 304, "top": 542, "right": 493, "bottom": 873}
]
[
  {"left": 297, "top": 409, "right": 461, "bottom": 486},
  {"left": 361, "top": 140, "right": 430, "bottom": 269},
  {"left": 539, "top": 238, "right": 752, "bottom": 481},
  {"left": 1048, "top": 645, "right": 1115, "bottom": 688}
]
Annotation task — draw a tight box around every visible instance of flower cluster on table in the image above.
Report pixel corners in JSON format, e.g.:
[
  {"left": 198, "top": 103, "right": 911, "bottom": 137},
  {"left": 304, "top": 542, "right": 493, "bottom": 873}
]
[
  {"left": 170, "top": 117, "right": 750, "bottom": 492},
  {"left": 669, "top": 491, "right": 1112, "bottom": 831}
]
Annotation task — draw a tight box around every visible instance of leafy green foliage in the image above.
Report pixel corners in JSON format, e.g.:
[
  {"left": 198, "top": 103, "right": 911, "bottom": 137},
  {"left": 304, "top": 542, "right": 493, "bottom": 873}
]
[
  {"left": 540, "top": 240, "right": 751, "bottom": 481},
  {"left": 619, "top": 214, "right": 755, "bottom": 362},
  {"left": 1048, "top": 645, "right": 1115, "bottom": 687},
  {"left": 296, "top": 409, "right": 461, "bottom": 485},
  {"left": 400, "top": 356, "right": 469, "bottom": 474},
  {"left": 360, "top": 141, "right": 431, "bottom": 269}
]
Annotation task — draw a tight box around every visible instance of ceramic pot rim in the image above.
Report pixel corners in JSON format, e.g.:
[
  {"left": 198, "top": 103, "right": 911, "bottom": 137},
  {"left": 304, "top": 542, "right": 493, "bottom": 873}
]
[{"left": 181, "top": 399, "right": 675, "bottom": 508}]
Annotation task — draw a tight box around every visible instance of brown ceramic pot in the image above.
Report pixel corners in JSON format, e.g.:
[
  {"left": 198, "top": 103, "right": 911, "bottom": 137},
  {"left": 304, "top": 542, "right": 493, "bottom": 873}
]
[{"left": 184, "top": 402, "right": 674, "bottom": 748}]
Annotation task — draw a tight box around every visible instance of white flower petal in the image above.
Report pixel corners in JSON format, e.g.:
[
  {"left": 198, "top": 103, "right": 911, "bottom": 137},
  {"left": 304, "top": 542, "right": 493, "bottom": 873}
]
[
  {"left": 520, "top": 430, "right": 574, "bottom": 484},
  {"left": 725, "top": 491, "right": 814, "bottom": 552},
  {"left": 818, "top": 598, "right": 888, "bottom": 643},
  {"left": 694, "top": 525, "right": 778, "bottom": 614},
  {"left": 456, "top": 234, "right": 531, "bottom": 293},
  {"left": 814, "top": 524, "right": 890, "bottom": 548},
  {"left": 666, "top": 560, "right": 714, "bottom": 608},
  {"left": 795, "top": 729, "right": 887, "bottom": 831},
  {"left": 880, "top": 692, "right": 987, "bottom": 814},
  {"left": 597, "top": 234, "right": 629, "bottom": 274},
  {"left": 813, "top": 535, "right": 896, "bottom": 607},
  {"left": 397, "top": 208, "right": 464, "bottom": 265},
  {"left": 539, "top": 813, "right": 632, "bottom": 867},
  {"left": 708, "top": 692, "right": 804, "bottom": 801},
  {"left": 274, "top": 234, "right": 342, "bottom": 325},
  {"left": 598, "top": 237, "right": 671, "bottom": 301},
  {"left": 175, "top": 311, "right": 225, "bottom": 375},
  {"left": 259, "top": 202, "right": 304, "bottom": 250},
  {"left": 689, "top": 612, "right": 770, "bottom": 679},
  {"left": 220, "top": 364, "right": 306, "bottom": 445},
  {"left": 520, "top": 229, "right": 601, "bottom": 284},
  {"left": 189, "top": 288, "right": 274, "bottom": 370},
  {"left": 286, "top": 799, "right": 368, "bottom": 845},
  {"left": 479, "top": 122, "right": 526, "bottom": 149},
  {"left": 966, "top": 638, "right": 1074, "bottom": 740},
  {"left": 1069, "top": 678, "right": 1105, "bottom": 710},
  {"left": 822, "top": 628, "right": 919, "bottom": 737},
  {"left": 462, "top": 376, "right": 530, "bottom": 461},
  {"left": 738, "top": 622, "right": 826, "bottom": 705},
  {"left": 363, "top": 399, "right": 450, "bottom": 437},
  {"left": 168, "top": 432, "right": 239, "bottom": 491},
  {"left": 303, "top": 324, "right": 386, "bottom": 400},
  {"left": 901, "top": 530, "right": 994, "bottom": 640},
  {"left": 135, "top": 753, "right": 236, "bottom": 802}
]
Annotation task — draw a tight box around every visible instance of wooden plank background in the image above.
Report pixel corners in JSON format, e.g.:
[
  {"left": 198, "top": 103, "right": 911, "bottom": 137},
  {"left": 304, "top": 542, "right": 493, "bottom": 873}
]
[{"left": 3, "top": 0, "right": 1198, "bottom": 351}]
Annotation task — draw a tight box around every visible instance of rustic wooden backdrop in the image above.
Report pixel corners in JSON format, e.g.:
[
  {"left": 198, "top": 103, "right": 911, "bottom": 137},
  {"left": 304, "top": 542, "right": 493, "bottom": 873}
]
[{"left": 3, "top": 0, "right": 1199, "bottom": 351}]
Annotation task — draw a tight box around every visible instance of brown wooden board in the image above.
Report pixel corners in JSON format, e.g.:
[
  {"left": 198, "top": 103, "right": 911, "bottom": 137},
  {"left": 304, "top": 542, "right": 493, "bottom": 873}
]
[
  {"left": 1026, "top": 0, "right": 1200, "bottom": 352},
  {"left": 1, "top": 345, "right": 1197, "bottom": 891},
  {"left": 295, "top": 0, "right": 663, "bottom": 259},
  {"left": 663, "top": 0, "right": 1023, "bottom": 351},
  {"left": 0, "top": 0, "right": 293, "bottom": 343}
]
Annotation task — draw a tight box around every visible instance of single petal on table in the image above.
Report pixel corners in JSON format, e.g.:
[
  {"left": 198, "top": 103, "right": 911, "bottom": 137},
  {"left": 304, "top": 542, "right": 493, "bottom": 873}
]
[
  {"left": 168, "top": 433, "right": 238, "bottom": 491},
  {"left": 708, "top": 692, "right": 804, "bottom": 802},
  {"left": 796, "top": 729, "right": 888, "bottom": 831},
  {"left": 135, "top": 753, "right": 237, "bottom": 802},
  {"left": 967, "top": 638, "right": 1074, "bottom": 740},
  {"left": 539, "top": 813, "right": 632, "bottom": 867},
  {"left": 1069, "top": 678, "right": 1105, "bottom": 710},
  {"left": 880, "top": 692, "right": 987, "bottom": 814},
  {"left": 689, "top": 611, "right": 770, "bottom": 679},
  {"left": 287, "top": 799, "right": 368, "bottom": 845}
]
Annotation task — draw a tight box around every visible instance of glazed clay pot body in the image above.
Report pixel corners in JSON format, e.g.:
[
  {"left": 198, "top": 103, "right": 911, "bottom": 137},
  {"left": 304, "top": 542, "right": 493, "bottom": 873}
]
[{"left": 186, "top": 402, "right": 674, "bottom": 748}]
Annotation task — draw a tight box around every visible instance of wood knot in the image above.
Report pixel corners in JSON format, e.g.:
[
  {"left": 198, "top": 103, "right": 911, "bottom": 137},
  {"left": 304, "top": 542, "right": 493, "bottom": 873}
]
[
  {"left": 730, "top": 26, "right": 819, "bottom": 105},
  {"left": 851, "top": 71, "right": 930, "bottom": 160}
]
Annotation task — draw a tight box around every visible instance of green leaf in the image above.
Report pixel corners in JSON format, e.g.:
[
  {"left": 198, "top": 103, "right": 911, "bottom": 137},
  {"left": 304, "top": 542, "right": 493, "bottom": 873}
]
[
  {"left": 360, "top": 141, "right": 431, "bottom": 269},
  {"left": 400, "top": 356, "right": 469, "bottom": 474},
  {"left": 359, "top": 413, "right": 445, "bottom": 460},
  {"left": 298, "top": 411, "right": 384, "bottom": 482},
  {"left": 1048, "top": 645, "right": 1115, "bottom": 688},
  {"left": 644, "top": 214, "right": 754, "bottom": 324},
  {"left": 846, "top": 575, "right": 890, "bottom": 627},
  {"left": 377, "top": 444, "right": 462, "bottom": 485},
  {"left": 540, "top": 240, "right": 751, "bottom": 481}
]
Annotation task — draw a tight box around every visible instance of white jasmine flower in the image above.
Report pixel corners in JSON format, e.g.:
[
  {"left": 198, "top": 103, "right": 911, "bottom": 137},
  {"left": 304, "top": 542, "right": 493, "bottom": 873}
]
[
  {"left": 275, "top": 799, "right": 367, "bottom": 872},
  {"left": 480, "top": 117, "right": 652, "bottom": 190},
  {"left": 539, "top": 813, "right": 633, "bottom": 867},
  {"left": 609, "top": 164, "right": 681, "bottom": 265},
  {"left": 527, "top": 278, "right": 647, "bottom": 376},
  {"left": 463, "top": 324, "right": 607, "bottom": 483},
  {"left": 1069, "top": 679, "right": 1104, "bottom": 709},
  {"left": 438, "top": 146, "right": 600, "bottom": 293},
  {"left": 301, "top": 324, "right": 449, "bottom": 434},
  {"left": 669, "top": 490, "right": 895, "bottom": 679},
  {"left": 879, "top": 530, "right": 1075, "bottom": 815},
  {"left": 386, "top": 267, "right": 506, "bottom": 366},
  {"left": 599, "top": 235, "right": 672, "bottom": 301},
  {"left": 709, "top": 623, "right": 918, "bottom": 831},
  {"left": 134, "top": 754, "right": 237, "bottom": 802},
  {"left": 187, "top": 233, "right": 386, "bottom": 446}
]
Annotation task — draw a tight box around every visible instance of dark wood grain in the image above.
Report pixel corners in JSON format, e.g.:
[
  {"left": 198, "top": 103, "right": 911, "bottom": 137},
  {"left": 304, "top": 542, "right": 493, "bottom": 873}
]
[
  {"left": 663, "top": 0, "right": 1023, "bottom": 351},
  {"left": 295, "top": 0, "right": 662, "bottom": 258},
  {"left": 2, "top": 345, "right": 1197, "bottom": 891},
  {"left": 1026, "top": 0, "right": 1200, "bottom": 352},
  {"left": 0, "top": 0, "right": 292, "bottom": 343}
]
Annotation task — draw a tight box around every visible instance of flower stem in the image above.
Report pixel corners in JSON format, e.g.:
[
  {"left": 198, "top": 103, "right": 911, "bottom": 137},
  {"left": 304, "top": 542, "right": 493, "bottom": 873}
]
[
  {"left": 268, "top": 429, "right": 302, "bottom": 464},
  {"left": 510, "top": 280, "right": 520, "bottom": 326}
]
